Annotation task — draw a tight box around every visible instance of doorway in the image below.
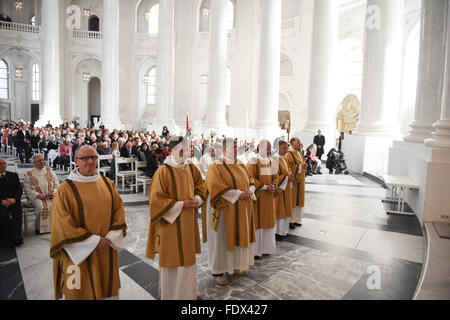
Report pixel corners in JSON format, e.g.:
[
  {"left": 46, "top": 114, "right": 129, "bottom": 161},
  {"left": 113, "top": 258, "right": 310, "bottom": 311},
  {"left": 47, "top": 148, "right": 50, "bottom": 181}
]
[
  {"left": 88, "top": 77, "right": 101, "bottom": 126},
  {"left": 31, "top": 104, "right": 39, "bottom": 126}
]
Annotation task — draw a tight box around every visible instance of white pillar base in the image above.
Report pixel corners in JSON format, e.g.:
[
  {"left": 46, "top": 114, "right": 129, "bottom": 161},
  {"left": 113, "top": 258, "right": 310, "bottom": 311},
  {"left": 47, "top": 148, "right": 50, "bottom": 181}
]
[
  {"left": 404, "top": 120, "right": 435, "bottom": 143},
  {"left": 254, "top": 120, "right": 280, "bottom": 130},
  {"left": 101, "top": 118, "right": 124, "bottom": 131},
  {"left": 204, "top": 120, "right": 228, "bottom": 129},
  {"left": 424, "top": 120, "right": 450, "bottom": 149},
  {"left": 35, "top": 115, "right": 63, "bottom": 128}
]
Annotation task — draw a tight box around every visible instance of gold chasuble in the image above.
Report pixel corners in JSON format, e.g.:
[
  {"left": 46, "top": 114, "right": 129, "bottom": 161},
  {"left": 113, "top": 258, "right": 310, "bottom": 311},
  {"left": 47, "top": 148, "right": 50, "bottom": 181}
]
[
  {"left": 273, "top": 156, "right": 293, "bottom": 220},
  {"left": 146, "top": 164, "right": 206, "bottom": 268},
  {"left": 284, "top": 151, "right": 306, "bottom": 208},
  {"left": 205, "top": 159, "right": 256, "bottom": 252},
  {"left": 50, "top": 176, "right": 127, "bottom": 300},
  {"left": 246, "top": 157, "right": 277, "bottom": 230}
]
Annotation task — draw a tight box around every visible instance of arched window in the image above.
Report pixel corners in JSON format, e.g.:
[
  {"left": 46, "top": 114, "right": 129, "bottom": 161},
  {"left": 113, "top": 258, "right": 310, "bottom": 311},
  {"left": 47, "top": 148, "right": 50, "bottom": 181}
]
[
  {"left": 146, "top": 67, "right": 157, "bottom": 105},
  {"left": 88, "top": 16, "right": 100, "bottom": 32},
  {"left": 199, "top": 0, "right": 210, "bottom": 32},
  {"left": 31, "top": 15, "right": 36, "bottom": 26},
  {"left": 0, "top": 59, "right": 9, "bottom": 99},
  {"left": 148, "top": 3, "right": 159, "bottom": 35},
  {"left": 225, "top": 66, "right": 231, "bottom": 106},
  {"left": 226, "top": 0, "right": 235, "bottom": 31},
  {"left": 32, "top": 63, "right": 40, "bottom": 101},
  {"left": 198, "top": 0, "right": 234, "bottom": 32}
]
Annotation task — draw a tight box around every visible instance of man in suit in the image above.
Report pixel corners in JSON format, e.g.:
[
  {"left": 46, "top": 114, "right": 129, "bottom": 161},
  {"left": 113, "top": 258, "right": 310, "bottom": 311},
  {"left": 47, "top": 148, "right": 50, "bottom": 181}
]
[
  {"left": 16, "top": 123, "right": 32, "bottom": 163},
  {"left": 0, "top": 158, "right": 23, "bottom": 247},
  {"left": 313, "top": 129, "right": 326, "bottom": 160}
]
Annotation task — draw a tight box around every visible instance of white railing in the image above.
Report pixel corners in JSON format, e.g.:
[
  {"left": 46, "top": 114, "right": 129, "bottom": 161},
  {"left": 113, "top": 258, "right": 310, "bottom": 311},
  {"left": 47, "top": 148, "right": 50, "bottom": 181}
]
[
  {"left": 0, "top": 21, "right": 40, "bottom": 34},
  {"left": 198, "top": 30, "right": 235, "bottom": 40},
  {"left": 135, "top": 33, "right": 158, "bottom": 40},
  {"left": 281, "top": 17, "right": 296, "bottom": 29},
  {"left": 73, "top": 30, "right": 103, "bottom": 40}
]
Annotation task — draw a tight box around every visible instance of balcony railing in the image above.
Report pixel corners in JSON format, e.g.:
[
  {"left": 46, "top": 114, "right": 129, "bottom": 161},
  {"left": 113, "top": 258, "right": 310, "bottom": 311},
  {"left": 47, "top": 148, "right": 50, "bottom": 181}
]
[
  {"left": 73, "top": 30, "right": 102, "bottom": 40},
  {"left": 281, "top": 17, "right": 296, "bottom": 29},
  {"left": 0, "top": 21, "right": 40, "bottom": 34}
]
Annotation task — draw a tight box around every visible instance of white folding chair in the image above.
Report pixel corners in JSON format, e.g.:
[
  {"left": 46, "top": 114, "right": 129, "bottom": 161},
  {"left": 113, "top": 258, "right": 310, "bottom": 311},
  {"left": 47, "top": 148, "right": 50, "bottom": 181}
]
[
  {"left": 134, "top": 161, "right": 151, "bottom": 193},
  {"left": 98, "top": 154, "right": 113, "bottom": 177},
  {"left": 115, "top": 157, "right": 137, "bottom": 190}
]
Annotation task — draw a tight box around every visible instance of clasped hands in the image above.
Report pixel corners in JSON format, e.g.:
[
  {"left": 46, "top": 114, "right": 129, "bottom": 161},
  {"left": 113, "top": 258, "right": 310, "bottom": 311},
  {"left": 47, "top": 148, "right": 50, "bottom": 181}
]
[
  {"left": 239, "top": 189, "right": 255, "bottom": 201},
  {"left": 183, "top": 197, "right": 199, "bottom": 210},
  {"left": 1, "top": 198, "right": 16, "bottom": 208},
  {"left": 37, "top": 193, "right": 53, "bottom": 201}
]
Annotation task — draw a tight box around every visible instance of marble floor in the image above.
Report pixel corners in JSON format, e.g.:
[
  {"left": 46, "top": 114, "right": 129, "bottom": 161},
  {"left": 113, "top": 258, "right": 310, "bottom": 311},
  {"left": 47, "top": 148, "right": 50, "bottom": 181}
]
[{"left": 0, "top": 152, "right": 429, "bottom": 300}]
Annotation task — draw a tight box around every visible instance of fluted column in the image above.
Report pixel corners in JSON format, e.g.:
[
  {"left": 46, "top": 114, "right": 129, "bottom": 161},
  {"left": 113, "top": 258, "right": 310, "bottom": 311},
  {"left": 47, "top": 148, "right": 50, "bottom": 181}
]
[
  {"left": 255, "top": 0, "right": 282, "bottom": 129},
  {"left": 425, "top": 1, "right": 450, "bottom": 149},
  {"left": 303, "top": 0, "right": 339, "bottom": 133},
  {"left": 356, "top": 0, "right": 404, "bottom": 136},
  {"left": 405, "top": 0, "right": 448, "bottom": 143},
  {"left": 205, "top": 0, "right": 228, "bottom": 128},
  {"left": 101, "top": 0, "right": 122, "bottom": 129},
  {"left": 155, "top": 0, "right": 175, "bottom": 127},
  {"left": 37, "top": 0, "right": 62, "bottom": 127}
]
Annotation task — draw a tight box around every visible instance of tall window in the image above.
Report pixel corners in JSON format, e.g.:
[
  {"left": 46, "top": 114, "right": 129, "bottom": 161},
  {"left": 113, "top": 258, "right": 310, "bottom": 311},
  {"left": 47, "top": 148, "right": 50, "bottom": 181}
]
[
  {"left": 148, "top": 3, "right": 159, "bottom": 35},
  {"left": 226, "top": 0, "right": 235, "bottom": 31},
  {"left": 0, "top": 60, "right": 8, "bottom": 99},
  {"left": 225, "top": 66, "right": 231, "bottom": 106},
  {"left": 146, "top": 67, "right": 157, "bottom": 105},
  {"left": 32, "top": 63, "right": 40, "bottom": 101}
]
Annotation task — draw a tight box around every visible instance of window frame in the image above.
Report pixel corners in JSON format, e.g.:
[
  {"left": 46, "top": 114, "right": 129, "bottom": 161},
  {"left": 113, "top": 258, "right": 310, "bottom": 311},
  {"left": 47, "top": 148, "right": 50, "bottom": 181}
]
[{"left": 0, "top": 59, "right": 9, "bottom": 100}]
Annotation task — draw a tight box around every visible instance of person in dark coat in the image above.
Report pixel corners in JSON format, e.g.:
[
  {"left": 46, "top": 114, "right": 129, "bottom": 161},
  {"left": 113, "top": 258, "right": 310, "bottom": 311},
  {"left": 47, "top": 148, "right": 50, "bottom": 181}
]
[
  {"left": 16, "top": 124, "right": 32, "bottom": 163},
  {"left": 145, "top": 144, "right": 160, "bottom": 178},
  {"left": 0, "top": 159, "right": 23, "bottom": 247},
  {"left": 313, "top": 129, "right": 326, "bottom": 160}
]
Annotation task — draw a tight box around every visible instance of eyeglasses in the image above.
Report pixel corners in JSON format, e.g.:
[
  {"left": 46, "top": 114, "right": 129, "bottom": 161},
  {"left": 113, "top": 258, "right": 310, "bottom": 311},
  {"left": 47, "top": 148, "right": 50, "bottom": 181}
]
[{"left": 77, "top": 156, "right": 98, "bottom": 161}]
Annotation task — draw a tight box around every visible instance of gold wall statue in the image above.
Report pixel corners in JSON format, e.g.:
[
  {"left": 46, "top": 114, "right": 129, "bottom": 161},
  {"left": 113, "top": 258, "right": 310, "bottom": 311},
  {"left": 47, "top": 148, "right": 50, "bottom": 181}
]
[{"left": 336, "top": 94, "right": 360, "bottom": 133}]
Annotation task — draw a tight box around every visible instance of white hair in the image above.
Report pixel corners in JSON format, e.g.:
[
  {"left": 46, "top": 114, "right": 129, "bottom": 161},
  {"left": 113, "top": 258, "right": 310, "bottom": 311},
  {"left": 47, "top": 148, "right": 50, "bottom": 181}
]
[{"left": 31, "top": 154, "right": 45, "bottom": 162}]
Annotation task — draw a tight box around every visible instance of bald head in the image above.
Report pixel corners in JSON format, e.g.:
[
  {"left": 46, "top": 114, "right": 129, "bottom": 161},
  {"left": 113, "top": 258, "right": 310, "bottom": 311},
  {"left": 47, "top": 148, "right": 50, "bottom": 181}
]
[
  {"left": 75, "top": 145, "right": 98, "bottom": 177},
  {"left": 75, "top": 145, "right": 98, "bottom": 159}
]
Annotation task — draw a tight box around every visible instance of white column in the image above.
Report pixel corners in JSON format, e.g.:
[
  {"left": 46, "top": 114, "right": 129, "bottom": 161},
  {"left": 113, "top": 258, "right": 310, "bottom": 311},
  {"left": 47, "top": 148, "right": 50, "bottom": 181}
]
[
  {"left": 37, "top": 0, "right": 62, "bottom": 127},
  {"left": 229, "top": 0, "right": 257, "bottom": 128},
  {"left": 101, "top": 0, "right": 122, "bottom": 129},
  {"left": 155, "top": 0, "right": 175, "bottom": 128},
  {"left": 356, "top": 0, "right": 404, "bottom": 136},
  {"left": 405, "top": 0, "right": 448, "bottom": 143},
  {"left": 254, "top": 0, "right": 281, "bottom": 129},
  {"left": 205, "top": 0, "right": 228, "bottom": 128},
  {"left": 425, "top": 1, "right": 450, "bottom": 149},
  {"left": 173, "top": 0, "right": 193, "bottom": 126},
  {"left": 303, "top": 0, "right": 339, "bottom": 133}
]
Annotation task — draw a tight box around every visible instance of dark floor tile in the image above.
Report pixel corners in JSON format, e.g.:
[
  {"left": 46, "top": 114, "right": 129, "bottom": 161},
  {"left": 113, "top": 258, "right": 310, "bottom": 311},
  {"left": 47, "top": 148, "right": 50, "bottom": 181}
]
[{"left": 0, "top": 245, "right": 27, "bottom": 300}]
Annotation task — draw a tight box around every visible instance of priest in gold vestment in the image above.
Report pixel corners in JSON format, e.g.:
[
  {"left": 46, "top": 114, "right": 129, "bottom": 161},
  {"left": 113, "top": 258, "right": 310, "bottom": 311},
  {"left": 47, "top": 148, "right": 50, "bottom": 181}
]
[
  {"left": 272, "top": 139, "right": 293, "bottom": 238},
  {"left": 284, "top": 137, "right": 307, "bottom": 229},
  {"left": 50, "top": 146, "right": 127, "bottom": 300},
  {"left": 146, "top": 136, "right": 206, "bottom": 300},
  {"left": 246, "top": 140, "right": 277, "bottom": 258},
  {"left": 23, "top": 154, "right": 59, "bottom": 234},
  {"left": 205, "top": 137, "right": 256, "bottom": 286}
]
